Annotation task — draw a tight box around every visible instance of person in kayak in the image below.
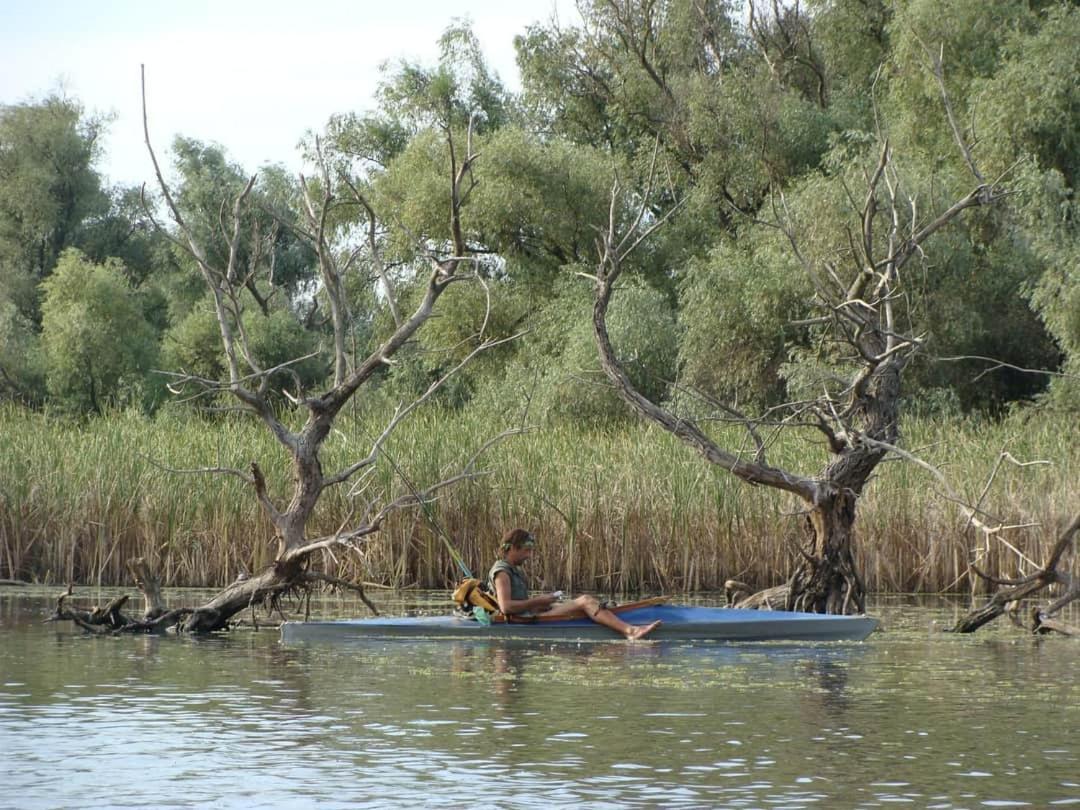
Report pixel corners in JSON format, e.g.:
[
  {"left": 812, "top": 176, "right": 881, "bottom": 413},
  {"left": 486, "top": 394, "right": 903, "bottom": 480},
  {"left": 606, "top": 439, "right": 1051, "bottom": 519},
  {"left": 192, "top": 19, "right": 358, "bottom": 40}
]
[{"left": 489, "top": 528, "right": 661, "bottom": 640}]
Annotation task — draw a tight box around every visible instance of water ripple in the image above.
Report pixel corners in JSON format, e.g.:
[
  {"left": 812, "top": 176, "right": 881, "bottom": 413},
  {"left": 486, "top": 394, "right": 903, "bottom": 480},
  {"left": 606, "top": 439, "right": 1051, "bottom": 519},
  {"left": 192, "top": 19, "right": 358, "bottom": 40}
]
[{"left": 1, "top": 595, "right": 1078, "bottom": 808}]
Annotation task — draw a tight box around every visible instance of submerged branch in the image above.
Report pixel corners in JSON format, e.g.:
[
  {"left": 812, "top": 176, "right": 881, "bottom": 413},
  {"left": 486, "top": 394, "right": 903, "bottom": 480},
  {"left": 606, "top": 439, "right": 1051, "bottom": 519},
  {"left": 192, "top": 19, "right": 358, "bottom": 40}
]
[
  {"left": 953, "top": 514, "right": 1080, "bottom": 633},
  {"left": 300, "top": 571, "right": 380, "bottom": 616}
]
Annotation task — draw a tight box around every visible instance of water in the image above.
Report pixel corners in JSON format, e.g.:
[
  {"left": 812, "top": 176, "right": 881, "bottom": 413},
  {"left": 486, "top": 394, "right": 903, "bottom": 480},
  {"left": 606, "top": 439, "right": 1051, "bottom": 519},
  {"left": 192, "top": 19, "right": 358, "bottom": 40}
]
[{"left": 1, "top": 590, "right": 1077, "bottom": 808}]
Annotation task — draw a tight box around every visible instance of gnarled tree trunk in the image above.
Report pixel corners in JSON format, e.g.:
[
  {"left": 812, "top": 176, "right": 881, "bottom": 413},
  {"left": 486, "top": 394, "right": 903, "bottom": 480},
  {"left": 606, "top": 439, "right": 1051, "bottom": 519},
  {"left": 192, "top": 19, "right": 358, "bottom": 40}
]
[
  {"left": 786, "top": 361, "right": 897, "bottom": 613},
  {"left": 791, "top": 491, "right": 865, "bottom": 614}
]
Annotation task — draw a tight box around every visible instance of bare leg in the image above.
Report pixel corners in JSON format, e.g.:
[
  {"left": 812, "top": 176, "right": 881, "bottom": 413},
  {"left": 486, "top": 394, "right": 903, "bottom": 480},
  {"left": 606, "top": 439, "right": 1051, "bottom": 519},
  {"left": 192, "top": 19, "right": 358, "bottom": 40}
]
[
  {"left": 548, "top": 595, "right": 661, "bottom": 640},
  {"left": 591, "top": 607, "right": 661, "bottom": 640}
]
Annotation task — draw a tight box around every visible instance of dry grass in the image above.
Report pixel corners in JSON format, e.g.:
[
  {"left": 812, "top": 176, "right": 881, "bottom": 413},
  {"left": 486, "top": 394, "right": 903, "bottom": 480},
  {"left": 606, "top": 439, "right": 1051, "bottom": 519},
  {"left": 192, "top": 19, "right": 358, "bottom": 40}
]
[{"left": 1, "top": 403, "right": 1076, "bottom": 593}]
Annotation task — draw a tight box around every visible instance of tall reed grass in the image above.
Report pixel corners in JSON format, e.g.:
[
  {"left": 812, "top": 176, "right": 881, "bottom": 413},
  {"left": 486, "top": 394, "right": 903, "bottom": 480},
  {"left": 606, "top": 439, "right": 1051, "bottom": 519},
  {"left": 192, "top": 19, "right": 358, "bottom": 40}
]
[{"left": 1, "top": 402, "right": 1076, "bottom": 594}]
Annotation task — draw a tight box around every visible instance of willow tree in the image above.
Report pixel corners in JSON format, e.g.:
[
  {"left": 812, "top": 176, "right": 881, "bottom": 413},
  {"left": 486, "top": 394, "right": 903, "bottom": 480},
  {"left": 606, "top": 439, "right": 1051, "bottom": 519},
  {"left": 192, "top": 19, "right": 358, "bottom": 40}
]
[{"left": 593, "top": 86, "right": 1007, "bottom": 615}]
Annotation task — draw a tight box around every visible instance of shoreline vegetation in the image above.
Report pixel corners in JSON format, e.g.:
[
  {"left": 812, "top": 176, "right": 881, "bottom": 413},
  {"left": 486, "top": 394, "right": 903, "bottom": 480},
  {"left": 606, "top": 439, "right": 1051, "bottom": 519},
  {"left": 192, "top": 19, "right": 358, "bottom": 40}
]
[{"left": 2, "top": 404, "right": 1076, "bottom": 594}]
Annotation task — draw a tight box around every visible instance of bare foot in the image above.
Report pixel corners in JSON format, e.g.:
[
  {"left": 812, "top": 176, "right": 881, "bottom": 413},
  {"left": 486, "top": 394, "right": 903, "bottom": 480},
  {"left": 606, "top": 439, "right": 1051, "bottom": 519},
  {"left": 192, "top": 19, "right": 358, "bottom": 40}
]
[{"left": 626, "top": 620, "right": 661, "bottom": 641}]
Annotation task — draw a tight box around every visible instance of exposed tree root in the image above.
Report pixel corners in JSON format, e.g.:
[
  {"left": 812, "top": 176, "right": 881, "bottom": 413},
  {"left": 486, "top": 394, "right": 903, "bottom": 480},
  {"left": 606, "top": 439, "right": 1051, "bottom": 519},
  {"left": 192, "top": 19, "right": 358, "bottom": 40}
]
[
  {"left": 785, "top": 551, "right": 866, "bottom": 615},
  {"left": 301, "top": 571, "right": 380, "bottom": 616},
  {"left": 953, "top": 514, "right": 1079, "bottom": 635},
  {"left": 728, "top": 558, "right": 864, "bottom": 615},
  {"left": 726, "top": 500, "right": 867, "bottom": 616}
]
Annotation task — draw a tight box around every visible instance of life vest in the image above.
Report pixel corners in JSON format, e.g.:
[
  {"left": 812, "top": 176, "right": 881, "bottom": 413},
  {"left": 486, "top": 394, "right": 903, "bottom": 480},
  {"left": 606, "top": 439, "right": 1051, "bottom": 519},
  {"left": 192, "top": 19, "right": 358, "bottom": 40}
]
[{"left": 451, "top": 578, "right": 501, "bottom": 616}]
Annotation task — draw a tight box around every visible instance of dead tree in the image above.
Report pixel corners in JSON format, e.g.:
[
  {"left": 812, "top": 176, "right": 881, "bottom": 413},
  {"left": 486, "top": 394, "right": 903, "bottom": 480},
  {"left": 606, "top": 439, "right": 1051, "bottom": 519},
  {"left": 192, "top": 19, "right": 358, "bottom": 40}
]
[
  {"left": 51, "top": 68, "right": 514, "bottom": 635},
  {"left": 48, "top": 560, "right": 193, "bottom": 635},
  {"left": 953, "top": 514, "right": 1080, "bottom": 635},
  {"left": 592, "top": 87, "right": 1005, "bottom": 615}
]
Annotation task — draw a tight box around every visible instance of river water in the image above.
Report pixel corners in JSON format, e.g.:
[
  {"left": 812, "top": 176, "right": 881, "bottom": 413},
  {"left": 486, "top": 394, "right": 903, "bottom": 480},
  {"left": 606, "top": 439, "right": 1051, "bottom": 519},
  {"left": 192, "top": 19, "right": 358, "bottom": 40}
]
[{"left": 1, "top": 590, "right": 1077, "bottom": 809}]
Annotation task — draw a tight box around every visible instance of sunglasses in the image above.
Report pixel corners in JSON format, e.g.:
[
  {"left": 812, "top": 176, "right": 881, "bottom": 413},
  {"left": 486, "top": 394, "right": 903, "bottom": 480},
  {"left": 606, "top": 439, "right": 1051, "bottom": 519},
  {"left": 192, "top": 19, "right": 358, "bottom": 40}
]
[{"left": 502, "top": 533, "right": 536, "bottom": 551}]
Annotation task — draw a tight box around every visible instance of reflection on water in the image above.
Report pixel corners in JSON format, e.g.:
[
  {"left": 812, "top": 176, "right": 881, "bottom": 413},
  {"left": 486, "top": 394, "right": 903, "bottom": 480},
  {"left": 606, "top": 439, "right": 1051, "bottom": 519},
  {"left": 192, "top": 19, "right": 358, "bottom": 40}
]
[{"left": 1, "top": 592, "right": 1078, "bottom": 808}]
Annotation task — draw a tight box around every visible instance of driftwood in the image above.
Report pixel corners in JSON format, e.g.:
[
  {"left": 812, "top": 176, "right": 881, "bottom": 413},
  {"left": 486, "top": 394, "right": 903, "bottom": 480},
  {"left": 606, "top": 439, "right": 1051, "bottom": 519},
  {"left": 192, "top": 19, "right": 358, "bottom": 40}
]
[
  {"left": 47, "top": 559, "right": 191, "bottom": 635},
  {"left": 47, "top": 583, "right": 194, "bottom": 635},
  {"left": 1033, "top": 611, "right": 1080, "bottom": 637},
  {"left": 952, "top": 514, "right": 1080, "bottom": 635},
  {"left": 128, "top": 557, "right": 166, "bottom": 619},
  {"left": 48, "top": 586, "right": 133, "bottom": 634},
  {"left": 49, "top": 555, "right": 382, "bottom": 635}
]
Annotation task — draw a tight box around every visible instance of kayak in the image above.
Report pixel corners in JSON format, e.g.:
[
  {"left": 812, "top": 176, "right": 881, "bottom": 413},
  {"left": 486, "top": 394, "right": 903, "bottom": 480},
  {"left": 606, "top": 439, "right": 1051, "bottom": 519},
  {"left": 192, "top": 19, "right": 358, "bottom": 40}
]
[{"left": 280, "top": 602, "right": 878, "bottom": 644}]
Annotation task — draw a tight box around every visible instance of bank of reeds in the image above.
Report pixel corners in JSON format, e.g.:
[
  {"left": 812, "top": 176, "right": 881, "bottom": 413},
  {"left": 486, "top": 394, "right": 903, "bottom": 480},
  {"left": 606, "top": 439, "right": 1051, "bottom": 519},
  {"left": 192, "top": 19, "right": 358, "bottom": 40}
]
[{"left": 1, "top": 403, "right": 1076, "bottom": 594}]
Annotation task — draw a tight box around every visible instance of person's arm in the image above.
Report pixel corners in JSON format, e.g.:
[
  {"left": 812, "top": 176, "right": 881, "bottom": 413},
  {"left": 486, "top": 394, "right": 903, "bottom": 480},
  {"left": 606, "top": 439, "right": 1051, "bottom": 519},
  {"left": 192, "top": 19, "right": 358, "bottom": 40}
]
[{"left": 493, "top": 571, "right": 557, "bottom": 615}]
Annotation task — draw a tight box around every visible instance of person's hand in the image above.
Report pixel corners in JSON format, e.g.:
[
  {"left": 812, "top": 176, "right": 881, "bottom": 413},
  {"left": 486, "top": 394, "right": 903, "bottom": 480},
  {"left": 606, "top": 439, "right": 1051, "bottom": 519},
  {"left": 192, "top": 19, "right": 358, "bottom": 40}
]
[{"left": 534, "top": 593, "right": 558, "bottom": 609}]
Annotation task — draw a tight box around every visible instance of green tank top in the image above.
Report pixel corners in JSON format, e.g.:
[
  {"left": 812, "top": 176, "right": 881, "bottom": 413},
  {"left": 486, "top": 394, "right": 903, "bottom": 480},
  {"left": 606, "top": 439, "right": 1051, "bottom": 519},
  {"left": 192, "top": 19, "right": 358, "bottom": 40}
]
[{"left": 488, "top": 559, "right": 530, "bottom": 602}]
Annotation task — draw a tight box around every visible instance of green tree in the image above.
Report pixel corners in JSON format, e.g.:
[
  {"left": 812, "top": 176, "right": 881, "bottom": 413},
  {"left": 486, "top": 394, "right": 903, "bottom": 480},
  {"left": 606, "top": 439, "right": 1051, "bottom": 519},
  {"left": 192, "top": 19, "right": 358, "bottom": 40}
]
[
  {"left": 886, "top": 0, "right": 1038, "bottom": 164},
  {"left": 0, "top": 93, "right": 109, "bottom": 321},
  {"left": 880, "top": 0, "right": 1073, "bottom": 407},
  {"left": 805, "top": 0, "right": 891, "bottom": 122},
  {"left": 324, "top": 23, "right": 609, "bottom": 404},
  {"left": 516, "top": 1, "right": 836, "bottom": 224},
  {"left": 40, "top": 249, "right": 158, "bottom": 413},
  {"left": 677, "top": 235, "right": 809, "bottom": 409},
  {"left": 0, "top": 92, "right": 172, "bottom": 407},
  {"left": 165, "top": 139, "right": 316, "bottom": 320},
  {"left": 972, "top": 4, "right": 1080, "bottom": 406},
  {"left": 78, "top": 184, "right": 172, "bottom": 289},
  {"left": 0, "top": 298, "right": 44, "bottom": 404},
  {"left": 544, "top": 276, "right": 678, "bottom": 423},
  {"left": 161, "top": 302, "right": 325, "bottom": 399}
]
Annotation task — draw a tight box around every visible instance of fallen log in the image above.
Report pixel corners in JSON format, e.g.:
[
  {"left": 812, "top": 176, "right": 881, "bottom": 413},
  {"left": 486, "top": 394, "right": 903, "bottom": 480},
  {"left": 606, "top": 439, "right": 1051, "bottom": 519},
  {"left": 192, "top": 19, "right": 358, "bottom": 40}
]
[
  {"left": 50, "top": 554, "right": 380, "bottom": 635},
  {"left": 1033, "top": 611, "right": 1080, "bottom": 637},
  {"left": 48, "top": 585, "right": 133, "bottom": 634}
]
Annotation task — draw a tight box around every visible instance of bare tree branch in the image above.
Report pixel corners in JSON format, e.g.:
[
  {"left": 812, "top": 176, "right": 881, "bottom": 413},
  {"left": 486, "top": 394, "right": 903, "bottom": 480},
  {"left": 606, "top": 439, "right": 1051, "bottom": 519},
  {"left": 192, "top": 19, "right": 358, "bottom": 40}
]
[
  {"left": 933, "top": 355, "right": 1079, "bottom": 382},
  {"left": 340, "top": 174, "right": 401, "bottom": 327},
  {"left": 954, "top": 514, "right": 1080, "bottom": 633},
  {"left": 324, "top": 329, "right": 523, "bottom": 491}
]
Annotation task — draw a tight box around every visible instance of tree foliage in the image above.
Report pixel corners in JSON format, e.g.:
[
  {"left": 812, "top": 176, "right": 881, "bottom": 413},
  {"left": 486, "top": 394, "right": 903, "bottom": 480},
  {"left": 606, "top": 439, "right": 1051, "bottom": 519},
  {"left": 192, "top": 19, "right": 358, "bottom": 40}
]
[
  {"left": 0, "top": 93, "right": 108, "bottom": 297},
  {"left": 0, "top": 93, "right": 169, "bottom": 408},
  {"left": 3, "top": 5, "right": 1077, "bottom": 417},
  {"left": 40, "top": 249, "right": 159, "bottom": 413}
]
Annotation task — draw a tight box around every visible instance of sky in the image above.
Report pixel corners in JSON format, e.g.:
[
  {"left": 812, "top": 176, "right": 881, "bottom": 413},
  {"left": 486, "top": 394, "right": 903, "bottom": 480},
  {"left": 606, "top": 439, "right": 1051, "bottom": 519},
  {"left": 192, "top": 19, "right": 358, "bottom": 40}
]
[{"left": 1, "top": 0, "right": 576, "bottom": 188}]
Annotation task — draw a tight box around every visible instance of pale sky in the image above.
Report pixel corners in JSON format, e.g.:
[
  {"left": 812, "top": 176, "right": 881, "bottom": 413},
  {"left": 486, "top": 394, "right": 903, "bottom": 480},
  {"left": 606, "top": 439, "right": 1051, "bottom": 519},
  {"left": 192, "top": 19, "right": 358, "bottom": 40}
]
[{"left": 1, "top": 0, "right": 576, "bottom": 188}]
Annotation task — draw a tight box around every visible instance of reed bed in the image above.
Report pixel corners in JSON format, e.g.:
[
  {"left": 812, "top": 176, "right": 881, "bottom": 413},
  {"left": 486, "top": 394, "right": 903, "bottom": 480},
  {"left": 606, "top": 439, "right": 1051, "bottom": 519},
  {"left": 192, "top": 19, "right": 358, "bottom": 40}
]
[{"left": 1, "top": 403, "right": 1076, "bottom": 594}]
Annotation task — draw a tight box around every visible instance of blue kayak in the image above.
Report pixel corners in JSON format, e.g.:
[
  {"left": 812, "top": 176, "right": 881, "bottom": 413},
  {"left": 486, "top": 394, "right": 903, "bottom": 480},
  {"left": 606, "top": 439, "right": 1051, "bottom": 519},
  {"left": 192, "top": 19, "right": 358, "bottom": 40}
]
[{"left": 280, "top": 604, "right": 878, "bottom": 644}]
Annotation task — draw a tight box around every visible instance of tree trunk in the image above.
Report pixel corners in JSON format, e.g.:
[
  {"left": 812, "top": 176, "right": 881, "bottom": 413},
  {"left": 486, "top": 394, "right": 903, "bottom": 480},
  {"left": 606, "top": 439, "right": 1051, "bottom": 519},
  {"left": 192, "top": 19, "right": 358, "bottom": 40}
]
[
  {"left": 778, "top": 356, "right": 898, "bottom": 615},
  {"left": 786, "top": 491, "right": 866, "bottom": 614},
  {"left": 128, "top": 557, "right": 166, "bottom": 620},
  {"left": 181, "top": 558, "right": 306, "bottom": 633}
]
